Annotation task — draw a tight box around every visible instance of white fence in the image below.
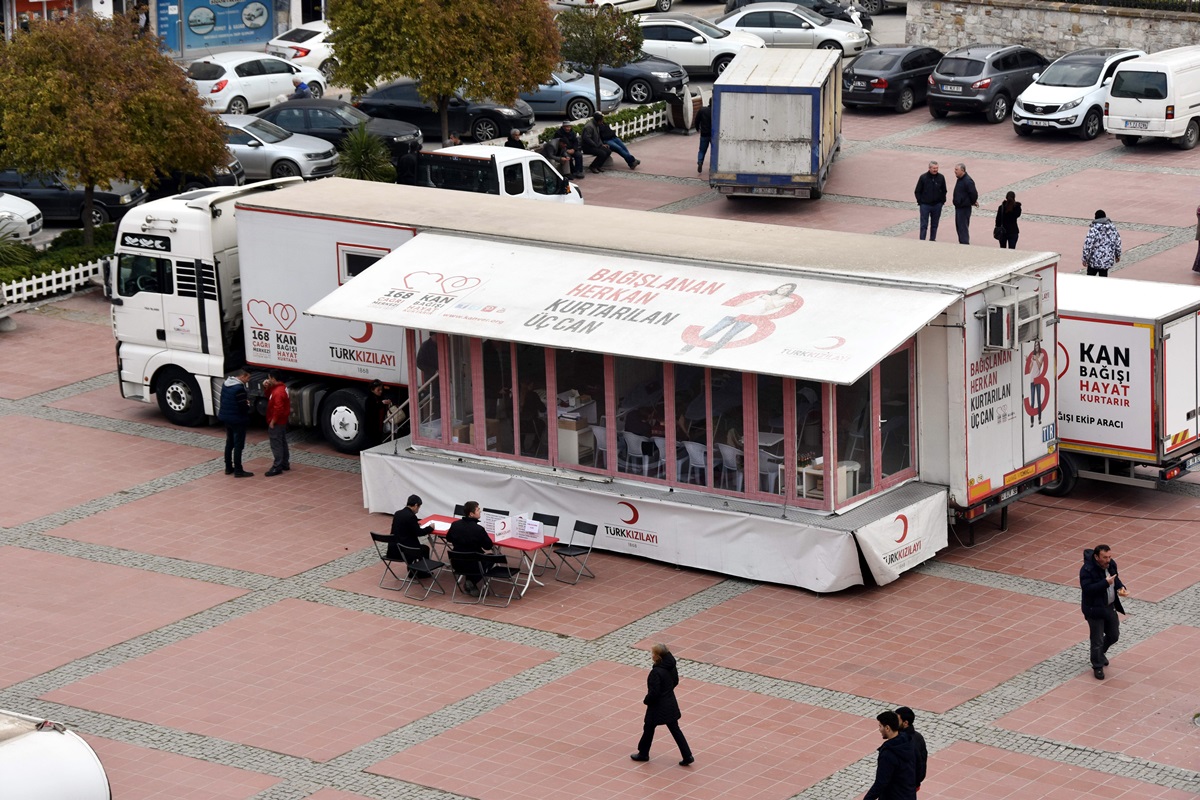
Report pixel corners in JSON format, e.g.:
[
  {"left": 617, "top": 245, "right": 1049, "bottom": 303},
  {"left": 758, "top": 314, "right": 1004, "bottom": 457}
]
[
  {"left": 493, "top": 105, "right": 670, "bottom": 149},
  {"left": 1, "top": 259, "right": 103, "bottom": 305}
]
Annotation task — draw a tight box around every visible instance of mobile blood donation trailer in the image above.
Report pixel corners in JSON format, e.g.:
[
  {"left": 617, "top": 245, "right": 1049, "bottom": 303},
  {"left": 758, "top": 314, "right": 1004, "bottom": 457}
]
[
  {"left": 1049, "top": 274, "right": 1200, "bottom": 495},
  {"left": 271, "top": 180, "right": 1060, "bottom": 592}
]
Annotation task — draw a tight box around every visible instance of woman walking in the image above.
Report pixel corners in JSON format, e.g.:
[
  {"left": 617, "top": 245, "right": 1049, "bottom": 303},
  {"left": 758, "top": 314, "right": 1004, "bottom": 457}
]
[
  {"left": 996, "top": 191, "right": 1022, "bottom": 249},
  {"left": 631, "top": 644, "right": 694, "bottom": 766}
]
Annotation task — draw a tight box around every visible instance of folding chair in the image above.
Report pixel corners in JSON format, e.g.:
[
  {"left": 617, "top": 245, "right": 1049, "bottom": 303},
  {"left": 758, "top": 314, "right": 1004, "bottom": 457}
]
[
  {"left": 483, "top": 507, "right": 509, "bottom": 516},
  {"left": 530, "top": 512, "right": 560, "bottom": 576},
  {"left": 370, "top": 532, "right": 406, "bottom": 590},
  {"left": 554, "top": 521, "right": 598, "bottom": 584},
  {"left": 448, "top": 547, "right": 486, "bottom": 605},
  {"left": 453, "top": 504, "right": 467, "bottom": 517},
  {"left": 394, "top": 540, "right": 447, "bottom": 601},
  {"left": 477, "top": 552, "right": 521, "bottom": 607}
]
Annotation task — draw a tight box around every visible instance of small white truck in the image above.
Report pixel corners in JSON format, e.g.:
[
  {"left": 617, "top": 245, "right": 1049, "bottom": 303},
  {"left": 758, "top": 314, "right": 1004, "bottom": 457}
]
[
  {"left": 1049, "top": 274, "right": 1200, "bottom": 494},
  {"left": 419, "top": 145, "right": 583, "bottom": 204},
  {"left": 0, "top": 708, "right": 110, "bottom": 799}
]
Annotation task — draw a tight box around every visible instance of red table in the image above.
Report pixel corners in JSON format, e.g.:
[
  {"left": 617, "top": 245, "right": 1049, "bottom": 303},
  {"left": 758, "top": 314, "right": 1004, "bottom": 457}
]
[{"left": 421, "top": 515, "right": 559, "bottom": 597}]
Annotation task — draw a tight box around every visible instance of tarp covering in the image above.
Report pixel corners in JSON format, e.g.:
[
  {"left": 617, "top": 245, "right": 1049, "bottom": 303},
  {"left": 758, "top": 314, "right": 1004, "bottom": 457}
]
[{"left": 307, "top": 234, "right": 958, "bottom": 385}]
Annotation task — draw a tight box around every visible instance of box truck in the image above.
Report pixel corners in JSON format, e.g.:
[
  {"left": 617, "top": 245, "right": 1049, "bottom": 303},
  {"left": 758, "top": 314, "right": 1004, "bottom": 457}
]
[
  {"left": 709, "top": 48, "right": 843, "bottom": 199},
  {"left": 1048, "top": 274, "right": 1200, "bottom": 495}
]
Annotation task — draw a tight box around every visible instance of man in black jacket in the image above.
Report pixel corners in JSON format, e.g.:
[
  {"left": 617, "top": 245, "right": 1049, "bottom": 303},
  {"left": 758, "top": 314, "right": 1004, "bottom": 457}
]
[
  {"left": 447, "top": 501, "right": 495, "bottom": 595},
  {"left": 388, "top": 494, "right": 433, "bottom": 565},
  {"left": 952, "top": 162, "right": 979, "bottom": 245},
  {"left": 864, "top": 710, "right": 916, "bottom": 800},
  {"left": 217, "top": 368, "right": 253, "bottom": 478},
  {"left": 1080, "top": 544, "right": 1129, "bottom": 679},
  {"left": 895, "top": 707, "right": 927, "bottom": 792},
  {"left": 695, "top": 100, "right": 712, "bottom": 173},
  {"left": 913, "top": 161, "right": 947, "bottom": 242},
  {"left": 555, "top": 121, "right": 584, "bottom": 179}
]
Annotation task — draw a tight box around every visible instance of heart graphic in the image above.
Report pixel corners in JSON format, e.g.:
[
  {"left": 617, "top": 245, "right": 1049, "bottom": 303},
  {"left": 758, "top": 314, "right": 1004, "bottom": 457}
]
[
  {"left": 272, "top": 303, "right": 298, "bottom": 331},
  {"left": 246, "top": 299, "right": 270, "bottom": 327},
  {"left": 403, "top": 271, "right": 444, "bottom": 292},
  {"left": 440, "top": 275, "right": 482, "bottom": 294}
]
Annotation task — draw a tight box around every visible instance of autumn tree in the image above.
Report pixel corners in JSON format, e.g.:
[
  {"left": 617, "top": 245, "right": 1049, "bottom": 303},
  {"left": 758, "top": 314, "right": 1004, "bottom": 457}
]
[
  {"left": 558, "top": 7, "right": 644, "bottom": 108},
  {"left": 0, "top": 14, "right": 229, "bottom": 245},
  {"left": 328, "top": 0, "right": 560, "bottom": 142}
]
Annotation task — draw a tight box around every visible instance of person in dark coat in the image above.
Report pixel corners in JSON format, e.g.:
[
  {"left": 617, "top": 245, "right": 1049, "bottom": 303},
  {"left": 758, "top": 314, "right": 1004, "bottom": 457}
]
[
  {"left": 364, "top": 379, "right": 393, "bottom": 448},
  {"left": 630, "top": 643, "right": 694, "bottom": 766},
  {"left": 555, "top": 121, "right": 584, "bottom": 179},
  {"left": 895, "top": 707, "right": 927, "bottom": 791},
  {"left": 1080, "top": 544, "right": 1129, "bottom": 679},
  {"left": 217, "top": 368, "right": 253, "bottom": 477},
  {"left": 504, "top": 128, "right": 526, "bottom": 149},
  {"left": 864, "top": 710, "right": 916, "bottom": 800},
  {"left": 388, "top": 494, "right": 434, "bottom": 571},
  {"left": 913, "top": 161, "right": 947, "bottom": 241},
  {"left": 396, "top": 140, "right": 420, "bottom": 186},
  {"left": 995, "top": 191, "right": 1022, "bottom": 249},
  {"left": 580, "top": 114, "right": 612, "bottom": 174},
  {"left": 695, "top": 99, "right": 713, "bottom": 173},
  {"left": 952, "top": 162, "right": 978, "bottom": 245}
]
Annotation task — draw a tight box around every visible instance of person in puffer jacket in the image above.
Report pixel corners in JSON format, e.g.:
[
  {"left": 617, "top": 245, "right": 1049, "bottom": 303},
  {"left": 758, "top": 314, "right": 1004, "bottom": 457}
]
[
  {"left": 1081, "top": 209, "right": 1122, "bottom": 277},
  {"left": 217, "top": 369, "right": 253, "bottom": 477}
]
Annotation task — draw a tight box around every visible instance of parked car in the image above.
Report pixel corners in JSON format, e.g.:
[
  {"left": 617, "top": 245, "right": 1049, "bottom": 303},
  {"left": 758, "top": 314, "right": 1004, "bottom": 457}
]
[
  {"left": 558, "top": 0, "right": 673, "bottom": 12},
  {"left": 519, "top": 68, "right": 623, "bottom": 121},
  {"left": 927, "top": 44, "right": 1049, "bottom": 123},
  {"left": 266, "top": 20, "right": 337, "bottom": 82},
  {"left": 724, "top": 0, "right": 873, "bottom": 32},
  {"left": 0, "top": 192, "right": 43, "bottom": 242},
  {"left": 1014, "top": 48, "right": 1145, "bottom": 140},
  {"left": 355, "top": 79, "right": 535, "bottom": 142},
  {"left": 1105, "top": 46, "right": 1200, "bottom": 149},
  {"left": 221, "top": 115, "right": 339, "bottom": 180},
  {"left": 637, "top": 12, "right": 766, "bottom": 76},
  {"left": 579, "top": 51, "right": 689, "bottom": 104},
  {"left": 856, "top": 0, "right": 903, "bottom": 13},
  {"left": 715, "top": 3, "right": 870, "bottom": 57},
  {"left": 186, "top": 52, "right": 325, "bottom": 115},
  {"left": 257, "top": 99, "right": 422, "bottom": 162},
  {"left": 148, "top": 152, "right": 245, "bottom": 201},
  {"left": 0, "top": 170, "right": 145, "bottom": 225},
  {"left": 843, "top": 45, "right": 943, "bottom": 112}
]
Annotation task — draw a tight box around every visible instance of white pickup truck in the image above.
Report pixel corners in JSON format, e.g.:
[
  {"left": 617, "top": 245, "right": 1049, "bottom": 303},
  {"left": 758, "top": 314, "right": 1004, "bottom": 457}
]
[{"left": 418, "top": 144, "right": 583, "bottom": 204}]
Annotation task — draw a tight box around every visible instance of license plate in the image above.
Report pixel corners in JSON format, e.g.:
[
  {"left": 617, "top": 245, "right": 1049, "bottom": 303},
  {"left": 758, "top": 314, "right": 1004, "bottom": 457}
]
[
  {"left": 1124, "top": 120, "right": 1149, "bottom": 129},
  {"left": 853, "top": 81, "right": 866, "bottom": 89},
  {"left": 30, "top": 221, "right": 42, "bottom": 233},
  {"left": 942, "top": 84, "right": 962, "bottom": 92},
  {"left": 1000, "top": 486, "right": 1020, "bottom": 502},
  {"left": 266, "top": 48, "right": 290, "bottom": 59},
  {"left": 1185, "top": 453, "right": 1200, "bottom": 472},
  {"left": 1027, "top": 120, "right": 1052, "bottom": 126},
  {"left": 681, "top": 77, "right": 689, "bottom": 85},
  {"left": 751, "top": 187, "right": 780, "bottom": 195}
]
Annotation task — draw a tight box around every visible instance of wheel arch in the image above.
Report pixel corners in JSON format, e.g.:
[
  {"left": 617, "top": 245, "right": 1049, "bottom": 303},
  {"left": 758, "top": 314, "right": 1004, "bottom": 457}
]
[{"left": 146, "top": 354, "right": 222, "bottom": 416}]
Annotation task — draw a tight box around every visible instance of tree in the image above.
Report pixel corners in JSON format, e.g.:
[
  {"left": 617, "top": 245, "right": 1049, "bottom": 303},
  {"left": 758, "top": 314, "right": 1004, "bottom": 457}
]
[
  {"left": 337, "top": 123, "right": 397, "bottom": 182},
  {"left": 558, "top": 7, "right": 644, "bottom": 110},
  {"left": 0, "top": 14, "right": 229, "bottom": 245},
  {"left": 328, "top": 0, "right": 560, "bottom": 142}
]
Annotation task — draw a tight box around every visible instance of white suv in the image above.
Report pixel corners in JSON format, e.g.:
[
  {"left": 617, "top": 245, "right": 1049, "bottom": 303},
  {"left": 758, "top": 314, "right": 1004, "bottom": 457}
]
[{"left": 1013, "top": 47, "right": 1144, "bottom": 140}]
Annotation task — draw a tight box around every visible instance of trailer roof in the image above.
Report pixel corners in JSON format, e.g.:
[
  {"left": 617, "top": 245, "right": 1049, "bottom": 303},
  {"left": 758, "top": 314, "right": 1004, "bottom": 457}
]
[
  {"left": 237, "top": 179, "right": 1058, "bottom": 294},
  {"left": 716, "top": 47, "right": 841, "bottom": 89},
  {"left": 1058, "top": 273, "right": 1200, "bottom": 321}
]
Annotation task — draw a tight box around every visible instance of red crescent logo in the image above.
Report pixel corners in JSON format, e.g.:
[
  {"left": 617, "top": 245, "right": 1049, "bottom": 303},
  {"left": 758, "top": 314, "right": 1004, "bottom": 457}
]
[
  {"left": 618, "top": 501, "right": 639, "bottom": 525},
  {"left": 350, "top": 322, "right": 373, "bottom": 343},
  {"left": 1056, "top": 340, "right": 1070, "bottom": 380},
  {"left": 176, "top": 317, "right": 186, "bottom": 328},
  {"left": 813, "top": 336, "right": 846, "bottom": 350},
  {"left": 894, "top": 514, "right": 909, "bottom": 543}
]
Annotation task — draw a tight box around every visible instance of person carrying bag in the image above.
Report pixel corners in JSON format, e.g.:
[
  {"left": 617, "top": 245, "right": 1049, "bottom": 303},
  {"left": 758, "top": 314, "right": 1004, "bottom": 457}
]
[{"left": 995, "top": 191, "right": 1021, "bottom": 249}]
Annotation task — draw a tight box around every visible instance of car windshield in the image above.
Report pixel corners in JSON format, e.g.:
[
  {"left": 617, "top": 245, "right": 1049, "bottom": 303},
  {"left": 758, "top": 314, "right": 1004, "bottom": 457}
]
[
  {"left": 1037, "top": 60, "right": 1102, "bottom": 87},
  {"left": 850, "top": 53, "right": 899, "bottom": 71},
  {"left": 276, "top": 27, "right": 320, "bottom": 43},
  {"left": 244, "top": 118, "right": 292, "bottom": 143},
  {"left": 186, "top": 62, "right": 225, "bottom": 81},
  {"left": 1110, "top": 70, "right": 1167, "bottom": 100},
  {"left": 679, "top": 16, "right": 728, "bottom": 38},
  {"left": 554, "top": 68, "right": 584, "bottom": 82},
  {"left": 789, "top": 6, "right": 831, "bottom": 26},
  {"left": 330, "top": 104, "right": 370, "bottom": 124},
  {"left": 937, "top": 57, "right": 984, "bottom": 77}
]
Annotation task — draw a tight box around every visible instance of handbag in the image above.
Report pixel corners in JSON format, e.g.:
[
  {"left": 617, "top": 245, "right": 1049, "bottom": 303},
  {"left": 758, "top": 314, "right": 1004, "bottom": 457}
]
[{"left": 993, "top": 203, "right": 1005, "bottom": 240}]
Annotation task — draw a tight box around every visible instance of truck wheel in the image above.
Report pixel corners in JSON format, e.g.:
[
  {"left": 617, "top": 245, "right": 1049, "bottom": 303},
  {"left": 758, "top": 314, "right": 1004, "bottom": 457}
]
[
  {"left": 566, "top": 98, "right": 594, "bottom": 121},
  {"left": 894, "top": 87, "right": 914, "bottom": 113},
  {"left": 1078, "top": 108, "right": 1103, "bottom": 140},
  {"left": 1174, "top": 119, "right": 1199, "bottom": 150},
  {"left": 985, "top": 93, "right": 1009, "bottom": 124},
  {"left": 1118, "top": 134, "right": 1139, "bottom": 147},
  {"left": 156, "top": 367, "right": 206, "bottom": 427},
  {"left": 320, "top": 387, "right": 370, "bottom": 453},
  {"left": 627, "top": 79, "right": 653, "bottom": 104},
  {"left": 929, "top": 104, "right": 948, "bottom": 119},
  {"left": 809, "top": 187, "right": 823, "bottom": 200},
  {"left": 1040, "top": 453, "right": 1079, "bottom": 497},
  {"left": 471, "top": 117, "right": 500, "bottom": 141}
]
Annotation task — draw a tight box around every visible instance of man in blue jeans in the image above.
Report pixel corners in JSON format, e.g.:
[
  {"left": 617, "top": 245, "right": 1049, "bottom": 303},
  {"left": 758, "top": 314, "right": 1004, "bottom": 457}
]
[
  {"left": 595, "top": 113, "right": 640, "bottom": 170},
  {"left": 913, "top": 160, "right": 947, "bottom": 241},
  {"left": 217, "top": 368, "right": 253, "bottom": 478}
]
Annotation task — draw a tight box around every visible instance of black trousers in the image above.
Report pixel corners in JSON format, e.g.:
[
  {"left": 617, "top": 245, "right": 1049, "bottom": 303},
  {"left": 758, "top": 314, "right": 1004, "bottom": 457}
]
[
  {"left": 637, "top": 720, "right": 692, "bottom": 759},
  {"left": 955, "top": 206, "right": 971, "bottom": 244},
  {"left": 1087, "top": 605, "right": 1120, "bottom": 668},
  {"left": 1086, "top": 266, "right": 1110, "bottom": 277},
  {"left": 224, "top": 424, "right": 247, "bottom": 471}
]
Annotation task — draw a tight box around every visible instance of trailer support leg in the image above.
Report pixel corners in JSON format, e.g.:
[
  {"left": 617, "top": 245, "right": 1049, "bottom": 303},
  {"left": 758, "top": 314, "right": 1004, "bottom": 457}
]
[{"left": 1000, "top": 505, "right": 1009, "bottom": 532}]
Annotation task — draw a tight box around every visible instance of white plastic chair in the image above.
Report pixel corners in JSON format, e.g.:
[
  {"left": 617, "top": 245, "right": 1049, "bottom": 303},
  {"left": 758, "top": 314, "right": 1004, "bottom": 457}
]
[
  {"left": 716, "top": 443, "right": 744, "bottom": 491},
  {"left": 682, "top": 440, "right": 708, "bottom": 485}
]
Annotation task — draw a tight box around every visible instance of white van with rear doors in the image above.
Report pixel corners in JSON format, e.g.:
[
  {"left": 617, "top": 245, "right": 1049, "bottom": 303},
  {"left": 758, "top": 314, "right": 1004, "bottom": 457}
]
[{"left": 1104, "top": 45, "right": 1200, "bottom": 149}]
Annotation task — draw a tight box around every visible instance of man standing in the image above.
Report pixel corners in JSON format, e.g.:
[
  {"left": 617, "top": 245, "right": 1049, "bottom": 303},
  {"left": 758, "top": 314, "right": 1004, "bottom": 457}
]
[
  {"left": 1082, "top": 210, "right": 1122, "bottom": 277},
  {"left": 263, "top": 373, "right": 290, "bottom": 477},
  {"left": 895, "top": 707, "right": 927, "bottom": 793},
  {"left": 913, "top": 161, "right": 947, "bottom": 241},
  {"left": 863, "top": 710, "right": 916, "bottom": 800},
  {"left": 217, "top": 369, "right": 253, "bottom": 477},
  {"left": 695, "top": 99, "right": 713, "bottom": 173},
  {"left": 389, "top": 494, "right": 434, "bottom": 568},
  {"left": 1080, "top": 544, "right": 1129, "bottom": 679},
  {"left": 447, "top": 501, "right": 494, "bottom": 596},
  {"left": 555, "top": 121, "right": 584, "bottom": 179},
  {"left": 952, "top": 162, "right": 978, "bottom": 244}
]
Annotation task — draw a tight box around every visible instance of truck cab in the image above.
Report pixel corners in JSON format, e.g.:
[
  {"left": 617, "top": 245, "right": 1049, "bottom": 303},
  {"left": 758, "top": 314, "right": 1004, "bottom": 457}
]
[{"left": 418, "top": 145, "right": 583, "bottom": 204}]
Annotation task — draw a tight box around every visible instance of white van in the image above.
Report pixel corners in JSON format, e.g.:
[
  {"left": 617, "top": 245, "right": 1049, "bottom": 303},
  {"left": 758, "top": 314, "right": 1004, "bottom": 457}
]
[
  {"left": 0, "top": 709, "right": 111, "bottom": 799},
  {"left": 1104, "top": 45, "right": 1200, "bottom": 149},
  {"left": 418, "top": 145, "right": 584, "bottom": 204}
]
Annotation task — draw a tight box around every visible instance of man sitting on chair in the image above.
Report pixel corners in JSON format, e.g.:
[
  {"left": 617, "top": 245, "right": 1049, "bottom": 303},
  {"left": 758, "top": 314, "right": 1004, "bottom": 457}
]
[
  {"left": 389, "top": 494, "right": 434, "bottom": 578},
  {"left": 447, "top": 501, "right": 495, "bottom": 595}
]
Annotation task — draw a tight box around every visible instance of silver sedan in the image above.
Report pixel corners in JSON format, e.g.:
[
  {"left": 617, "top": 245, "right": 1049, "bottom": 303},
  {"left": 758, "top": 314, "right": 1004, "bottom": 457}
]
[
  {"left": 716, "top": 3, "right": 870, "bottom": 57},
  {"left": 219, "top": 115, "right": 339, "bottom": 180}
]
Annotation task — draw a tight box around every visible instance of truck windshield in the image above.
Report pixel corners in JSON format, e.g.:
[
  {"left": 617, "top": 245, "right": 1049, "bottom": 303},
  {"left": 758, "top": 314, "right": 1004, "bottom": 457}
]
[
  {"left": 1110, "top": 70, "right": 1167, "bottom": 99},
  {"left": 1037, "top": 61, "right": 1102, "bottom": 88},
  {"left": 117, "top": 254, "right": 172, "bottom": 297}
]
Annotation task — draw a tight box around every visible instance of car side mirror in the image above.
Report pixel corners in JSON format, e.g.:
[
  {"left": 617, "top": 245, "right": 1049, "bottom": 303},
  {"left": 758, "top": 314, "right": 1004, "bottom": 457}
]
[
  {"left": 692, "top": 36, "right": 704, "bottom": 44},
  {"left": 1102, "top": 77, "right": 1113, "bottom": 87},
  {"left": 101, "top": 256, "right": 113, "bottom": 300},
  {"left": 248, "top": 140, "right": 262, "bottom": 147},
  {"left": 1031, "top": 72, "right": 1040, "bottom": 81}
]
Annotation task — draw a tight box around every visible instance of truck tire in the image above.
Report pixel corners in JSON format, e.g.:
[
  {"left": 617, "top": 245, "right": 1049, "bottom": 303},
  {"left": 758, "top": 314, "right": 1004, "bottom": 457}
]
[
  {"left": 320, "top": 387, "right": 370, "bottom": 453},
  {"left": 156, "top": 367, "right": 206, "bottom": 427},
  {"left": 1174, "top": 119, "right": 1199, "bottom": 150},
  {"left": 1040, "top": 453, "right": 1079, "bottom": 497}
]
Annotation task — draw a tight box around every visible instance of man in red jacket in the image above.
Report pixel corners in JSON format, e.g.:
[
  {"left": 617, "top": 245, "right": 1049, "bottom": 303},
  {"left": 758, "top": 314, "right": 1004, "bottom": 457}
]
[{"left": 264, "top": 373, "right": 291, "bottom": 477}]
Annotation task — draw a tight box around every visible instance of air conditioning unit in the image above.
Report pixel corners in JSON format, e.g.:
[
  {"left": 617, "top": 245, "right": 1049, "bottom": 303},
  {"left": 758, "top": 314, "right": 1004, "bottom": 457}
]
[{"left": 985, "top": 291, "right": 1041, "bottom": 350}]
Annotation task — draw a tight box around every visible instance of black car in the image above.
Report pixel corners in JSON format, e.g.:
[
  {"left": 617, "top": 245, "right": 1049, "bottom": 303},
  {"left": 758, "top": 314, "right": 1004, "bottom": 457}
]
[
  {"left": 354, "top": 79, "right": 535, "bottom": 142},
  {"left": 148, "top": 152, "right": 245, "bottom": 201},
  {"left": 843, "top": 45, "right": 943, "bottom": 112},
  {"left": 0, "top": 169, "right": 146, "bottom": 225},
  {"left": 256, "top": 98, "right": 423, "bottom": 162},
  {"left": 582, "top": 52, "right": 689, "bottom": 105},
  {"left": 928, "top": 44, "right": 1050, "bottom": 123},
  {"left": 724, "top": 0, "right": 872, "bottom": 30}
]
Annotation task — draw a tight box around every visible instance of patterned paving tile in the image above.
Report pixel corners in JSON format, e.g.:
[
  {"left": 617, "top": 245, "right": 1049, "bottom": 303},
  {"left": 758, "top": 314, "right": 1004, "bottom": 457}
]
[
  {"left": 47, "top": 384, "right": 266, "bottom": 443},
  {"left": 823, "top": 149, "right": 1056, "bottom": 204},
  {"left": 1117, "top": 241, "right": 1200, "bottom": 284},
  {"left": 44, "top": 599, "right": 557, "bottom": 762},
  {"left": 679, "top": 196, "right": 914, "bottom": 234},
  {"left": 895, "top": 218, "right": 1164, "bottom": 254},
  {"left": 83, "top": 736, "right": 281, "bottom": 800},
  {"left": 894, "top": 119, "right": 1119, "bottom": 160},
  {"left": 0, "top": 311, "right": 114, "bottom": 399},
  {"left": 1018, "top": 169, "right": 1199, "bottom": 227},
  {"left": 301, "top": 791, "right": 376, "bottom": 800},
  {"left": 842, "top": 106, "right": 941, "bottom": 140}
]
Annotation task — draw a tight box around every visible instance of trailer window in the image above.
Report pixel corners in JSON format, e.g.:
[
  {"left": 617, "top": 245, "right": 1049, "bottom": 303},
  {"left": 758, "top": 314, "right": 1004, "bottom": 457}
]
[
  {"left": 481, "top": 339, "right": 515, "bottom": 455},
  {"left": 414, "top": 331, "right": 441, "bottom": 440},
  {"left": 880, "top": 349, "right": 912, "bottom": 478},
  {"left": 555, "top": 349, "right": 606, "bottom": 468},
  {"left": 116, "top": 254, "right": 172, "bottom": 297},
  {"left": 1110, "top": 70, "right": 1167, "bottom": 100},
  {"left": 502, "top": 163, "right": 525, "bottom": 195},
  {"left": 616, "top": 356, "right": 666, "bottom": 480},
  {"left": 448, "top": 335, "right": 474, "bottom": 445},
  {"left": 794, "top": 381, "right": 822, "bottom": 496},
  {"left": 337, "top": 243, "right": 390, "bottom": 285},
  {"left": 755, "top": 374, "right": 783, "bottom": 497},
  {"left": 516, "top": 343, "right": 547, "bottom": 459},
  {"left": 837, "top": 374, "right": 873, "bottom": 498}
]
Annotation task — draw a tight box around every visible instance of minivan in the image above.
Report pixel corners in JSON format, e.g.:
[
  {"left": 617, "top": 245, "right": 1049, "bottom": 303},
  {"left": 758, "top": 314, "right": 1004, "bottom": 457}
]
[{"left": 1105, "top": 45, "right": 1200, "bottom": 149}]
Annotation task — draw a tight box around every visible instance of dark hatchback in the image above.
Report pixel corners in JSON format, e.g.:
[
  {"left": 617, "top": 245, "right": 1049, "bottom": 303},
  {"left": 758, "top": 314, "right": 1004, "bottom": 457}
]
[
  {"left": 927, "top": 44, "right": 1050, "bottom": 123},
  {"left": 724, "top": 0, "right": 872, "bottom": 30},
  {"left": 843, "top": 45, "right": 943, "bottom": 112},
  {"left": 0, "top": 169, "right": 146, "bottom": 225},
  {"left": 354, "top": 79, "right": 535, "bottom": 142},
  {"left": 148, "top": 152, "right": 245, "bottom": 201},
  {"left": 256, "top": 98, "right": 422, "bottom": 162},
  {"left": 586, "top": 52, "right": 688, "bottom": 105}
]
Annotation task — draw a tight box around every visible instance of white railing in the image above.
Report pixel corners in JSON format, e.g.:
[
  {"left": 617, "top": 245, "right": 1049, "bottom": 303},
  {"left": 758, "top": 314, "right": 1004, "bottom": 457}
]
[
  {"left": 487, "top": 105, "right": 670, "bottom": 149},
  {"left": 1, "top": 259, "right": 103, "bottom": 304}
]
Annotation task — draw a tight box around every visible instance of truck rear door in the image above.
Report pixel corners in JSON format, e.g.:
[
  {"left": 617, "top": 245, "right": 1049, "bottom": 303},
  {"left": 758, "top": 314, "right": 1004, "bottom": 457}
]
[{"left": 1162, "top": 313, "right": 1199, "bottom": 454}]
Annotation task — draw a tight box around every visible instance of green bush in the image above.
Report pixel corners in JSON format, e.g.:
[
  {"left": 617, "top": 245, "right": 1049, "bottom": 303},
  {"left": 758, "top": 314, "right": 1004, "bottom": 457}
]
[
  {"left": 537, "top": 101, "right": 667, "bottom": 144},
  {"left": 0, "top": 228, "right": 115, "bottom": 286},
  {"left": 48, "top": 223, "right": 116, "bottom": 251}
]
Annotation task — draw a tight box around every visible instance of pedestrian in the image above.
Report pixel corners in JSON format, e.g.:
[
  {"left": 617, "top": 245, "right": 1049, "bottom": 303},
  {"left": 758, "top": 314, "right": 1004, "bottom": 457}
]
[
  {"left": 630, "top": 643, "right": 694, "bottom": 767},
  {"left": 863, "top": 710, "right": 916, "bottom": 800},
  {"left": 894, "top": 707, "right": 927, "bottom": 792},
  {"left": 364, "top": 379, "right": 393, "bottom": 448},
  {"left": 597, "top": 114, "right": 640, "bottom": 170},
  {"left": 695, "top": 99, "right": 713, "bottom": 173},
  {"left": 555, "top": 121, "right": 584, "bottom": 179},
  {"left": 288, "top": 76, "right": 312, "bottom": 100},
  {"left": 1082, "top": 209, "right": 1122, "bottom": 277},
  {"left": 1080, "top": 544, "right": 1129, "bottom": 680},
  {"left": 388, "top": 494, "right": 434, "bottom": 574},
  {"left": 581, "top": 114, "right": 613, "bottom": 174},
  {"left": 217, "top": 368, "right": 253, "bottom": 478},
  {"left": 952, "top": 162, "right": 978, "bottom": 245},
  {"left": 913, "top": 161, "right": 947, "bottom": 241},
  {"left": 447, "top": 131, "right": 463, "bottom": 147},
  {"left": 263, "top": 372, "right": 290, "bottom": 477},
  {"left": 396, "top": 140, "right": 420, "bottom": 186},
  {"left": 447, "top": 501, "right": 493, "bottom": 596},
  {"left": 504, "top": 128, "right": 526, "bottom": 150},
  {"left": 1192, "top": 202, "right": 1200, "bottom": 272},
  {"left": 995, "top": 191, "right": 1021, "bottom": 249}
]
